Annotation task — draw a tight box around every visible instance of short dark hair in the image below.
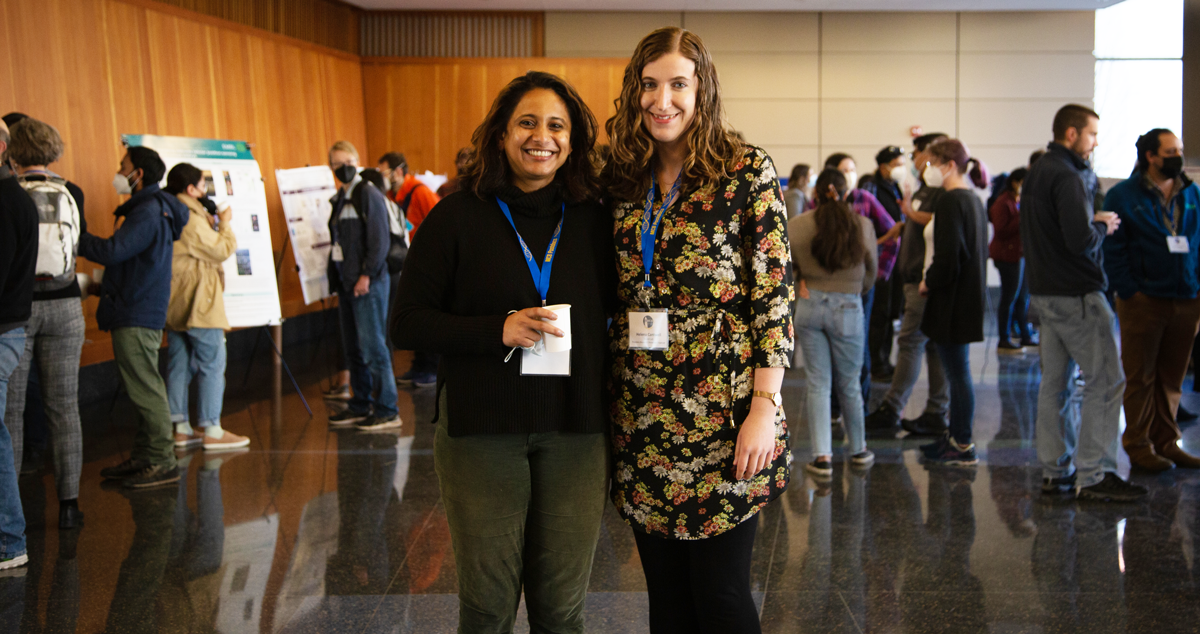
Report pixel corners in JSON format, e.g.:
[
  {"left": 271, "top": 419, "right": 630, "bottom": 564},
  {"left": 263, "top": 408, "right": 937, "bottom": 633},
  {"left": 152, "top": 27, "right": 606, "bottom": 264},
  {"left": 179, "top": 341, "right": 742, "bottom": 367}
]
[
  {"left": 461, "top": 70, "right": 599, "bottom": 203},
  {"left": 1028, "top": 148, "right": 1047, "bottom": 166},
  {"left": 127, "top": 146, "right": 166, "bottom": 186},
  {"left": 913, "top": 133, "right": 948, "bottom": 153},
  {"left": 1134, "top": 128, "right": 1176, "bottom": 173},
  {"left": 1, "top": 112, "right": 29, "bottom": 129},
  {"left": 875, "top": 146, "right": 904, "bottom": 166},
  {"left": 165, "top": 162, "right": 204, "bottom": 196},
  {"left": 358, "top": 167, "right": 386, "bottom": 190},
  {"left": 1052, "top": 104, "right": 1099, "bottom": 141},
  {"left": 823, "top": 152, "right": 854, "bottom": 171},
  {"left": 378, "top": 152, "right": 407, "bottom": 175}
]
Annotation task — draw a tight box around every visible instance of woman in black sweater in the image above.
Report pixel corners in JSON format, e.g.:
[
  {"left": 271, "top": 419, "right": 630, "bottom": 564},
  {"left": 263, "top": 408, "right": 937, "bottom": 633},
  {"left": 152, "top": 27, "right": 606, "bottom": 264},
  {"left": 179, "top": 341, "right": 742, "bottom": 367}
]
[
  {"left": 918, "top": 138, "right": 989, "bottom": 466},
  {"left": 392, "top": 71, "right": 614, "bottom": 632}
]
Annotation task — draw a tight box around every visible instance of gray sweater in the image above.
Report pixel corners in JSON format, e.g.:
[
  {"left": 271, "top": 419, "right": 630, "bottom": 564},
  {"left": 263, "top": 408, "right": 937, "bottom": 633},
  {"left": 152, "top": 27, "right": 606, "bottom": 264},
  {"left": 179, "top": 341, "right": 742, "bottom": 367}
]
[{"left": 788, "top": 210, "right": 877, "bottom": 296}]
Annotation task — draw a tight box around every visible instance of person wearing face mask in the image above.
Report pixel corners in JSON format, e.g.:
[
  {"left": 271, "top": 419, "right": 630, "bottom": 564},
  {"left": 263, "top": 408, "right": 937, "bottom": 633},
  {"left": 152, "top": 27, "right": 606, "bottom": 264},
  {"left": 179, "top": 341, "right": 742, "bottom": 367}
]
[
  {"left": 80, "top": 145, "right": 190, "bottom": 489},
  {"left": 602, "top": 28, "right": 794, "bottom": 633},
  {"left": 861, "top": 146, "right": 908, "bottom": 380},
  {"left": 1021, "top": 104, "right": 1146, "bottom": 502},
  {"left": 326, "top": 140, "right": 401, "bottom": 431},
  {"left": 989, "top": 168, "right": 1033, "bottom": 353},
  {"left": 1102, "top": 128, "right": 1200, "bottom": 471},
  {"left": 916, "top": 139, "right": 989, "bottom": 466},
  {"left": 393, "top": 70, "right": 614, "bottom": 632},
  {"left": 162, "top": 162, "right": 249, "bottom": 453}
]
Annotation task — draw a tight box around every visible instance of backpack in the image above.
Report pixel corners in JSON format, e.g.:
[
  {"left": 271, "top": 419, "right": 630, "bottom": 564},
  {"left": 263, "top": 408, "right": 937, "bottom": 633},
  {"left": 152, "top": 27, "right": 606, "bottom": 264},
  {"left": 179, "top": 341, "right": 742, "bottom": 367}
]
[
  {"left": 350, "top": 181, "right": 409, "bottom": 274},
  {"left": 17, "top": 174, "right": 80, "bottom": 292}
]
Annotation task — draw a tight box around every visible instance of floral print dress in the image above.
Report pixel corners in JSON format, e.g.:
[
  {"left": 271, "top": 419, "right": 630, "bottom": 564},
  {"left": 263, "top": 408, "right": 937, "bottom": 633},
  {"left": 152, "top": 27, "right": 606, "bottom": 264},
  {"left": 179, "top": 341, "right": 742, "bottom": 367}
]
[{"left": 608, "top": 145, "right": 796, "bottom": 540}]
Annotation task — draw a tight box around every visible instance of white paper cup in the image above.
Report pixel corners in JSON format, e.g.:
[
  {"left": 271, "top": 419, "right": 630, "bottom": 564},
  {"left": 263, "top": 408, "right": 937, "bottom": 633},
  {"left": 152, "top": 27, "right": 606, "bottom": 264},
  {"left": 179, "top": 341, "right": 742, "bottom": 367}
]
[
  {"left": 92, "top": 268, "right": 104, "bottom": 285},
  {"left": 217, "top": 201, "right": 231, "bottom": 213},
  {"left": 542, "top": 304, "right": 572, "bottom": 352}
]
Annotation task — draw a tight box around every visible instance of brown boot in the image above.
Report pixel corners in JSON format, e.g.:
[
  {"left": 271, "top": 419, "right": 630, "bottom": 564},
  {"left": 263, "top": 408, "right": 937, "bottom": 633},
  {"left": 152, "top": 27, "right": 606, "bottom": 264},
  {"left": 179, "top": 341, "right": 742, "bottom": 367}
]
[
  {"left": 1126, "top": 444, "right": 1175, "bottom": 472},
  {"left": 1158, "top": 443, "right": 1200, "bottom": 469}
]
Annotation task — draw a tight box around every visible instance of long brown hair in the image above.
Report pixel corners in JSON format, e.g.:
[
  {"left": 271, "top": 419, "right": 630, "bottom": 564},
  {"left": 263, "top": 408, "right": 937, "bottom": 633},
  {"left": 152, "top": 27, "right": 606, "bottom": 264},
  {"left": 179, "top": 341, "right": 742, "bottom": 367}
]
[
  {"left": 810, "top": 169, "right": 866, "bottom": 272},
  {"left": 459, "top": 71, "right": 599, "bottom": 202},
  {"left": 602, "top": 27, "right": 743, "bottom": 202}
]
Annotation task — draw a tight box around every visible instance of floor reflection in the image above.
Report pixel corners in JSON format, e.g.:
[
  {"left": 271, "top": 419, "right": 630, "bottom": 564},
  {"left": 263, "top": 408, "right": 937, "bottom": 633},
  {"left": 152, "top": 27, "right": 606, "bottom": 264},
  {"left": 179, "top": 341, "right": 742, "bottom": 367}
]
[{"left": 8, "top": 344, "right": 1200, "bottom": 632}]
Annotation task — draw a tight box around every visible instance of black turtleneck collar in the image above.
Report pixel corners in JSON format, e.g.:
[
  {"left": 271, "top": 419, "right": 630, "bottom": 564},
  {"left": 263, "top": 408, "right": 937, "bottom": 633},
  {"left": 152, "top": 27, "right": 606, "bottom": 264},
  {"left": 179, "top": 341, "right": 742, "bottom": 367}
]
[{"left": 495, "top": 182, "right": 563, "bottom": 218}]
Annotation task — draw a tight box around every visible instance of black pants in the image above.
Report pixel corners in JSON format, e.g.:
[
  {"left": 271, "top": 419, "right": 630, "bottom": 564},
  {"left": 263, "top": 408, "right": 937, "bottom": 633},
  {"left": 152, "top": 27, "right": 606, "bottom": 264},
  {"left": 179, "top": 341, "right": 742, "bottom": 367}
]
[
  {"left": 869, "top": 273, "right": 903, "bottom": 369},
  {"left": 995, "top": 259, "right": 1030, "bottom": 341},
  {"left": 633, "top": 513, "right": 761, "bottom": 634}
]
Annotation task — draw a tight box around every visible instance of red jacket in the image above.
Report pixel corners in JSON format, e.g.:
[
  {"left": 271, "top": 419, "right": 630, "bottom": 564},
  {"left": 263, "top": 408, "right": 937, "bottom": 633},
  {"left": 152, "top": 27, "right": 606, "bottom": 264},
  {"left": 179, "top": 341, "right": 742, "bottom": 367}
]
[
  {"left": 390, "top": 174, "right": 440, "bottom": 235},
  {"left": 988, "top": 190, "right": 1021, "bottom": 263}
]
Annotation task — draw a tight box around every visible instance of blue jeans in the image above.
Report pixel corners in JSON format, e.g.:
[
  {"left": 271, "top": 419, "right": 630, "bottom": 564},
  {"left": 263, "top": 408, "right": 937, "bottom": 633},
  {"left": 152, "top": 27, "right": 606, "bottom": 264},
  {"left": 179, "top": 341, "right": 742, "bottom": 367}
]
[
  {"left": 1031, "top": 293, "right": 1124, "bottom": 488},
  {"left": 995, "top": 259, "right": 1031, "bottom": 341},
  {"left": 796, "top": 290, "right": 867, "bottom": 456},
  {"left": 166, "top": 328, "right": 227, "bottom": 427},
  {"left": 338, "top": 282, "right": 398, "bottom": 418},
  {"left": 934, "top": 342, "right": 974, "bottom": 446},
  {"left": 0, "top": 328, "right": 28, "bottom": 561}
]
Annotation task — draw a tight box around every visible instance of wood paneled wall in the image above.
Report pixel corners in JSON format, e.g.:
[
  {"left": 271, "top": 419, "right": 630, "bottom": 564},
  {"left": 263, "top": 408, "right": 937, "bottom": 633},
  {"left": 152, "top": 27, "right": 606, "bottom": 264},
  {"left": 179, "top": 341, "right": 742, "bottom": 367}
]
[
  {"left": 0, "top": 0, "right": 366, "bottom": 366},
  {"left": 361, "top": 57, "right": 629, "bottom": 177},
  {"left": 151, "top": 0, "right": 360, "bottom": 53}
]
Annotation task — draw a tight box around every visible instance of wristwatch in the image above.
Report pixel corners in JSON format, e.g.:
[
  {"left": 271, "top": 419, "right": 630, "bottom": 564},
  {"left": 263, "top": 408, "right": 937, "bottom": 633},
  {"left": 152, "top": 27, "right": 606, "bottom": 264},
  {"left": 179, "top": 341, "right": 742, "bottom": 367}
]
[{"left": 753, "top": 390, "right": 782, "bottom": 409}]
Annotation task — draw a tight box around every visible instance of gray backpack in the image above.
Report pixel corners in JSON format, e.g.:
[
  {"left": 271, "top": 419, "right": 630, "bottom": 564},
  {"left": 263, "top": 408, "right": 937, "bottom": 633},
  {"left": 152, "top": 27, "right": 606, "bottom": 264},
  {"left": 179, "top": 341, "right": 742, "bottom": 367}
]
[{"left": 17, "top": 175, "right": 80, "bottom": 292}]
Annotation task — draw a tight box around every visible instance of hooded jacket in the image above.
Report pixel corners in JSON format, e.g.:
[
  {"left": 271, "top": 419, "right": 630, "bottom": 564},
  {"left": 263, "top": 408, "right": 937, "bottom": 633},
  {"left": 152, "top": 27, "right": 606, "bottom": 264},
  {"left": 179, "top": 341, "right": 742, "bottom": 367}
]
[
  {"left": 1103, "top": 172, "right": 1200, "bottom": 300},
  {"left": 167, "top": 194, "right": 238, "bottom": 331},
  {"left": 79, "top": 183, "right": 189, "bottom": 331}
]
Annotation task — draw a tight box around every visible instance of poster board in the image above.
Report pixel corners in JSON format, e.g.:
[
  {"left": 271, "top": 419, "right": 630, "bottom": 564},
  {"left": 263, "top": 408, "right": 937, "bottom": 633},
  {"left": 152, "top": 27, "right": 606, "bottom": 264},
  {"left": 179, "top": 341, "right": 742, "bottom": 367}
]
[
  {"left": 275, "top": 166, "right": 338, "bottom": 305},
  {"left": 122, "top": 134, "right": 283, "bottom": 327}
]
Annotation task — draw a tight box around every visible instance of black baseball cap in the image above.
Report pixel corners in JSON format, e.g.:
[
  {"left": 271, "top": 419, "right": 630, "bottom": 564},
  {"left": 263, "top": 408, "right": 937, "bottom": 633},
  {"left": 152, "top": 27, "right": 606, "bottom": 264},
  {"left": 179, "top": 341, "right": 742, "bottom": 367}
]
[{"left": 875, "top": 145, "right": 905, "bottom": 166}]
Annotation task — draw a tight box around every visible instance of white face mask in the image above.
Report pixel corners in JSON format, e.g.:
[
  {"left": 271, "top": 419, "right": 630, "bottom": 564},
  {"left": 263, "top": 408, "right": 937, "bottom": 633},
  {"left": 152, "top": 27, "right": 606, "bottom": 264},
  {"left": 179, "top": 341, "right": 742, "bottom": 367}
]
[
  {"left": 889, "top": 166, "right": 906, "bottom": 183},
  {"left": 922, "top": 164, "right": 945, "bottom": 188},
  {"left": 807, "top": 174, "right": 817, "bottom": 189},
  {"left": 112, "top": 172, "right": 134, "bottom": 195},
  {"left": 844, "top": 171, "right": 858, "bottom": 189}
]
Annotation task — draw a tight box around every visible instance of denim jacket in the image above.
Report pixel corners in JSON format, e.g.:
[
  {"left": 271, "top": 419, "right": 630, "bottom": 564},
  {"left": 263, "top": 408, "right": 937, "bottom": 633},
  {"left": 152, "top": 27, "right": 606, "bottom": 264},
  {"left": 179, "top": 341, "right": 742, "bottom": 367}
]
[{"left": 1103, "top": 172, "right": 1200, "bottom": 300}]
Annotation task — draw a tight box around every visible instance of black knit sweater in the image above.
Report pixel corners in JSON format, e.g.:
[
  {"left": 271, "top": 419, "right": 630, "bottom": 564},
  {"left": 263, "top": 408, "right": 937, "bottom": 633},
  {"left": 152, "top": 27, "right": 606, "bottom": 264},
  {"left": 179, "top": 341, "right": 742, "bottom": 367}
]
[{"left": 392, "top": 183, "right": 616, "bottom": 436}]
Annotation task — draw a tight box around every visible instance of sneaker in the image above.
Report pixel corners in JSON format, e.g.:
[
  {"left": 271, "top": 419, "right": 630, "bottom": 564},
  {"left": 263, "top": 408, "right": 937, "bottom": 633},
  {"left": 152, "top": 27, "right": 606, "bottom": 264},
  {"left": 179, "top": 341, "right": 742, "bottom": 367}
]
[
  {"left": 1042, "top": 472, "right": 1077, "bottom": 495},
  {"left": 411, "top": 372, "right": 437, "bottom": 388},
  {"left": 174, "top": 432, "right": 204, "bottom": 448},
  {"left": 395, "top": 370, "right": 417, "bottom": 386},
  {"left": 851, "top": 450, "right": 876, "bottom": 467},
  {"left": 865, "top": 403, "right": 901, "bottom": 431},
  {"left": 356, "top": 413, "right": 403, "bottom": 431},
  {"left": 997, "top": 340, "right": 1024, "bottom": 355},
  {"left": 122, "top": 463, "right": 181, "bottom": 489},
  {"left": 1019, "top": 334, "right": 1039, "bottom": 347},
  {"left": 920, "top": 434, "right": 949, "bottom": 458},
  {"left": 203, "top": 430, "right": 251, "bottom": 451},
  {"left": 100, "top": 458, "right": 150, "bottom": 480},
  {"left": 923, "top": 436, "right": 979, "bottom": 466},
  {"left": 1077, "top": 472, "right": 1148, "bottom": 502},
  {"left": 805, "top": 458, "right": 833, "bottom": 479},
  {"left": 902, "top": 411, "right": 949, "bottom": 437},
  {"left": 0, "top": 554, "right": 28, "bottom": 571},
  {"left": 329, "top": 409, "right": 369, "bottom": 426},
  {"left": 322, "top": 383, "right": 352, "bottom": 401}
]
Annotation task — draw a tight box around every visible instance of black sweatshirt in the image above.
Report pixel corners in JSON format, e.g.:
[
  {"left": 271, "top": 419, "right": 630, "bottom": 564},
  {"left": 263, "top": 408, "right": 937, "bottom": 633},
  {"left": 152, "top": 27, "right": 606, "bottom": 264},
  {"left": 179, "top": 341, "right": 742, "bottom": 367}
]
[
  {"left": 392, "top": 184, "right": 616, "bottom": 436},
  {"left": 0, "top": 175, "right": 39, "bottom": 333},
  {"left": 921, "top": 188, "right": 988, "bottom": 345}
]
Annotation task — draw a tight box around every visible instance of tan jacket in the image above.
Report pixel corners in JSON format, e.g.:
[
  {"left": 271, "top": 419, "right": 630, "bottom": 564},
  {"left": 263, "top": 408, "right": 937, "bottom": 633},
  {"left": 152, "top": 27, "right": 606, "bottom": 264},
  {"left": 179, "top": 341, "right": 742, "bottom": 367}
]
[{"left": 166, "top": 194, "right": 238, "bottom": 331}]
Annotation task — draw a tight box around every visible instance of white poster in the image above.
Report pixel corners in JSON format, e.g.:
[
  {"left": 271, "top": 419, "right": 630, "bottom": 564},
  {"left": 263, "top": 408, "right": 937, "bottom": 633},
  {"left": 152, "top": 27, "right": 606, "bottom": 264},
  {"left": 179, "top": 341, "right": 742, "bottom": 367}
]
[
  {"left": 123, "top": 134, "right": 283, "bottom": 327},
  {"left": 275, "top": 166, "right": 338, "bottom": 305}
]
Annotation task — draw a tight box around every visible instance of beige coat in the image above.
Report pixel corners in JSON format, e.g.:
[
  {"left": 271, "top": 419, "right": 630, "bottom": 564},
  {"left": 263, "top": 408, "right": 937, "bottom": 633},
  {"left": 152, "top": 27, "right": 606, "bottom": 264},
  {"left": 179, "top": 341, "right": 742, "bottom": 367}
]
[{"left": 166, "top": 194, "right": 238, "bottom": 331}]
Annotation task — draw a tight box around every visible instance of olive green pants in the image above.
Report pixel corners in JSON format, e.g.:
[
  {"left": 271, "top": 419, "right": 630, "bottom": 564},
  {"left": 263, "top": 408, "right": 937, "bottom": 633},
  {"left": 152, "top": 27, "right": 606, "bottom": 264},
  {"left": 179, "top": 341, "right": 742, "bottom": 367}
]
[
  {"left": 112, "top": 327, "right": 176, "bottom": 469},
  {"left": 434, "top": 392, "right": 608, "bottom": 634}
]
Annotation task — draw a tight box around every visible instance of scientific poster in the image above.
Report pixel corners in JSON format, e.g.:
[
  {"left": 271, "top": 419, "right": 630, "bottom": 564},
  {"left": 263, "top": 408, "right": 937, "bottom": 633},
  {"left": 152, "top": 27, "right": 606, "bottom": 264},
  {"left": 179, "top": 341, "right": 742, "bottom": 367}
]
[
  {"left": 122, "top": 134, "right": 283, "bottom": 327},
  {"left": 275, "top": 166, "right": 338, "bottom": 305}
]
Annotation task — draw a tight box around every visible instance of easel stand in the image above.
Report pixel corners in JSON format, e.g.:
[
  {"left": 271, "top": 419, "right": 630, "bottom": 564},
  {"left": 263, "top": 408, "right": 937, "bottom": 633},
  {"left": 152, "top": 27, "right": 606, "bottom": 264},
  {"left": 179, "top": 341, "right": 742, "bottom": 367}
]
[{"left": 241, "top": 321, "right": 313, "bottom": 418}]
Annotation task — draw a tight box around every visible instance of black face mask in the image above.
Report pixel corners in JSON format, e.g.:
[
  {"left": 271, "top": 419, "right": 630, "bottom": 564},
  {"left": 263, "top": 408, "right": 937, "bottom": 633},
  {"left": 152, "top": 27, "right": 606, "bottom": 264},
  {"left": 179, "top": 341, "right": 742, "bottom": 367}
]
[
  {"left": 1160, "top": 156, "right": 1184, "bottom": 179},
  {"left": 334, "top": 164, "right": 357, "bottom": 184},
  {"left": 198, "top": 196, "right": 218, "bottom": 215}
]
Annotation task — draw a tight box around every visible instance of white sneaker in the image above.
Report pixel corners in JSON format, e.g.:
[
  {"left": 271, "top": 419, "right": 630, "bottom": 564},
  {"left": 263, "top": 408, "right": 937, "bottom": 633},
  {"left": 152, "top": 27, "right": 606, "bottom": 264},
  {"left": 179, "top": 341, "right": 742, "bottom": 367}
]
[{"left": 0, "top": 554, "right": 28, "bottom": 571}]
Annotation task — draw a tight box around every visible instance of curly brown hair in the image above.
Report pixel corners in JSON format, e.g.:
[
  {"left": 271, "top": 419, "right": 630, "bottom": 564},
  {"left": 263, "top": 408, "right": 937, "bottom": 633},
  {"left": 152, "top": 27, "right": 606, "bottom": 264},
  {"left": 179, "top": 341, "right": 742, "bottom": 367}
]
[
  {"left": 602, "top": 27, "right": 743, "bottom": 202},
  {"left": 459, "top": 71, "right": 599, "bottom": 203}
]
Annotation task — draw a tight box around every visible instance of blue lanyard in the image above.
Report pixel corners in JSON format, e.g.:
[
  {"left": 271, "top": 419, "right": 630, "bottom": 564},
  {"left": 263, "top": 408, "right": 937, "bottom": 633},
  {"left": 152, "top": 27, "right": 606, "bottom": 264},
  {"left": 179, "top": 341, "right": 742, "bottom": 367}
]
[
  {"left": 496, "top": 197, "right": 564, "bottom": 306},
  {"left": 641, "top": 172, "right": 683, "bottom": 287}
]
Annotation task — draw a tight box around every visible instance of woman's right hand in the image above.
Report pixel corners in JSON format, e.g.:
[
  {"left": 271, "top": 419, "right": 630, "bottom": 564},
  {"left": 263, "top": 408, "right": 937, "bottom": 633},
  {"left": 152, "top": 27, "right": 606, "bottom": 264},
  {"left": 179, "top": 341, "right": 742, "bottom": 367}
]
[{"left": 503, "top": 307, "right": 564, "bottom": 348}]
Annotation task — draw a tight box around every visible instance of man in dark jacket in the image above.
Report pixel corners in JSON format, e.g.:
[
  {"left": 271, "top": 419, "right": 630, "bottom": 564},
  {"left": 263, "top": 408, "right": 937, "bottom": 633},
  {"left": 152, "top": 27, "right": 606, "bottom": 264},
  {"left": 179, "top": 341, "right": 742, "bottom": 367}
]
[
  {"left": 861, "top": 145, "right": 906, "bottom": 380},
  {"left": 0, "top": 118, "right": 37, "bottom": 570},
  {"left": 326, "top": 141, "right": 400, "bottom": 431},
  {"left": 1021, "top": 104, "right": 1145, "bottom": 502},
  {"left": 79, "top": 145, "right": 189, "bottom": 489},
  {"left": 1102, "top": 128, "right": 1200, "bottom": 471}
]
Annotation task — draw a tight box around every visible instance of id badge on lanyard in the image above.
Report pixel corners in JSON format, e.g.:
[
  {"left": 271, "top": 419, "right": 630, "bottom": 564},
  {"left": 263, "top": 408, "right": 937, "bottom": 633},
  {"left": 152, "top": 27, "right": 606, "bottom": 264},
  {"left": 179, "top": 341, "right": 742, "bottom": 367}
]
[
  {"left": 628, "top": 308, "right": 669, "bottom": 350},
  {"left": 628, "top": 173, "right": 682, "bottom": 351}
]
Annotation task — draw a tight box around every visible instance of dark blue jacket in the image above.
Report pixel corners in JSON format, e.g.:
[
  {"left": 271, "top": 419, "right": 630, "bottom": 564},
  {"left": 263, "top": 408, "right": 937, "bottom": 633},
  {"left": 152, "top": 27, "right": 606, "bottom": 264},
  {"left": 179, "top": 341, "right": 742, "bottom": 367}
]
[
  {"left": 1103, "top": 173, "right": 1200, "bottom": 300},
  {"left": 79, "top": 183, "right": 189, "bottom": 331},
  {"left": 327, "top": 177, "right": 390, "bottom": 294}
]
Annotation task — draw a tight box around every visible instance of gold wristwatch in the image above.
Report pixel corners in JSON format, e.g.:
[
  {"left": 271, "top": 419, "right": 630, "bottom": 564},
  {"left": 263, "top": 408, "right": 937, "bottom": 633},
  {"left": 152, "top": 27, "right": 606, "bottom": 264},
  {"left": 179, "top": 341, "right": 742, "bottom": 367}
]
[{"left": 753, "top": 390, "right": 782, "bottom": 409}]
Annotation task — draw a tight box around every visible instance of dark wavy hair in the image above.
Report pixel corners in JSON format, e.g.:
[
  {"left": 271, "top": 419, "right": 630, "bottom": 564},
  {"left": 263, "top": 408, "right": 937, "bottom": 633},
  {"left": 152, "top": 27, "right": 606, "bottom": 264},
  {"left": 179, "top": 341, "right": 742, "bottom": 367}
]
[
  {"left": 164, "top": 162, "right": 203, "bottom": 195},
  {"left": 602, "top": 27, "right": 743, "bottom": 202},
  {"left": 810, "top": 169, "right": 866, "bottom": 272},
  {"left": 459, "top": 71, "right": 598, "bottom": 202},
  {"left": 928, "top": 138, "right": 989, "bottom": 189}
]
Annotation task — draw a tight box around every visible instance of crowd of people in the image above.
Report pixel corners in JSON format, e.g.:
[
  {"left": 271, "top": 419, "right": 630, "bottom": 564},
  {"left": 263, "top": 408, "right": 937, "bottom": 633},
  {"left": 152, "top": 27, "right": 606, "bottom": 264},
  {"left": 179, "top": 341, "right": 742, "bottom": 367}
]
[{"left": 0, "top": 22, "right": 1197, "bottom": 634}]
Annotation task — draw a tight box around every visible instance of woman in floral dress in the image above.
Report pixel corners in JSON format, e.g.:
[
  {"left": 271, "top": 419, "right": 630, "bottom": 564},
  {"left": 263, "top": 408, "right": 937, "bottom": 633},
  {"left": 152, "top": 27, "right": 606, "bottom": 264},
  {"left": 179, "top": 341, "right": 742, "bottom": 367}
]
[{"left": 602, "top": 26, "right": 795, "bottom": 633}]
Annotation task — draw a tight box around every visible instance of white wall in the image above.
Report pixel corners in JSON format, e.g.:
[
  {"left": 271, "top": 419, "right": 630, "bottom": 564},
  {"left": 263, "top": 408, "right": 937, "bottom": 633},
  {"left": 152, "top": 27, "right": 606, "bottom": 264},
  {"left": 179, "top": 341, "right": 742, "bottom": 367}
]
[{"left": 546, "top": 10, "right": 1096, "bottom": 179}]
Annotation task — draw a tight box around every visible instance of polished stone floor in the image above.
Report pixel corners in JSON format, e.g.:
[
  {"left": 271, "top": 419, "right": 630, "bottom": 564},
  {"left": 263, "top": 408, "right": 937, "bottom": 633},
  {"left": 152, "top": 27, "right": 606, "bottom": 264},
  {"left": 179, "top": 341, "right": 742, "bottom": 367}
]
[{"left": 5, "top": 332, "right": 1200, "bottom": 633}]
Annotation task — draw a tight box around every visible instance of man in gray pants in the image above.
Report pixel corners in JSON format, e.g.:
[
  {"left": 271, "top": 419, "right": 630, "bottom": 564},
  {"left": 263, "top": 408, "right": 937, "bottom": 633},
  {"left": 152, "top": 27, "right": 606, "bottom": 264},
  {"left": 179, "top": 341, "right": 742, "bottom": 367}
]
[{"left": 1020, "top": 104, "right": 1146, "bottom": 502}]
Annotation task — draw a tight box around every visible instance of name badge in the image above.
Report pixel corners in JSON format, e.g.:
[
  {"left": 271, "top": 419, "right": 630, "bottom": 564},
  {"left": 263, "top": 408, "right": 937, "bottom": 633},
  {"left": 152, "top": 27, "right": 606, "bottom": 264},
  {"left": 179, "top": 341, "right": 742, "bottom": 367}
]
[
  {"left": 628, "top": 309, "right": 670, "bottom": 350},
  {"left": 1168, "top": 236, "right": 1190, "bottom": 254},
  {"left": 331, "top": 243, "right": 344, "bottom": 262}
]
